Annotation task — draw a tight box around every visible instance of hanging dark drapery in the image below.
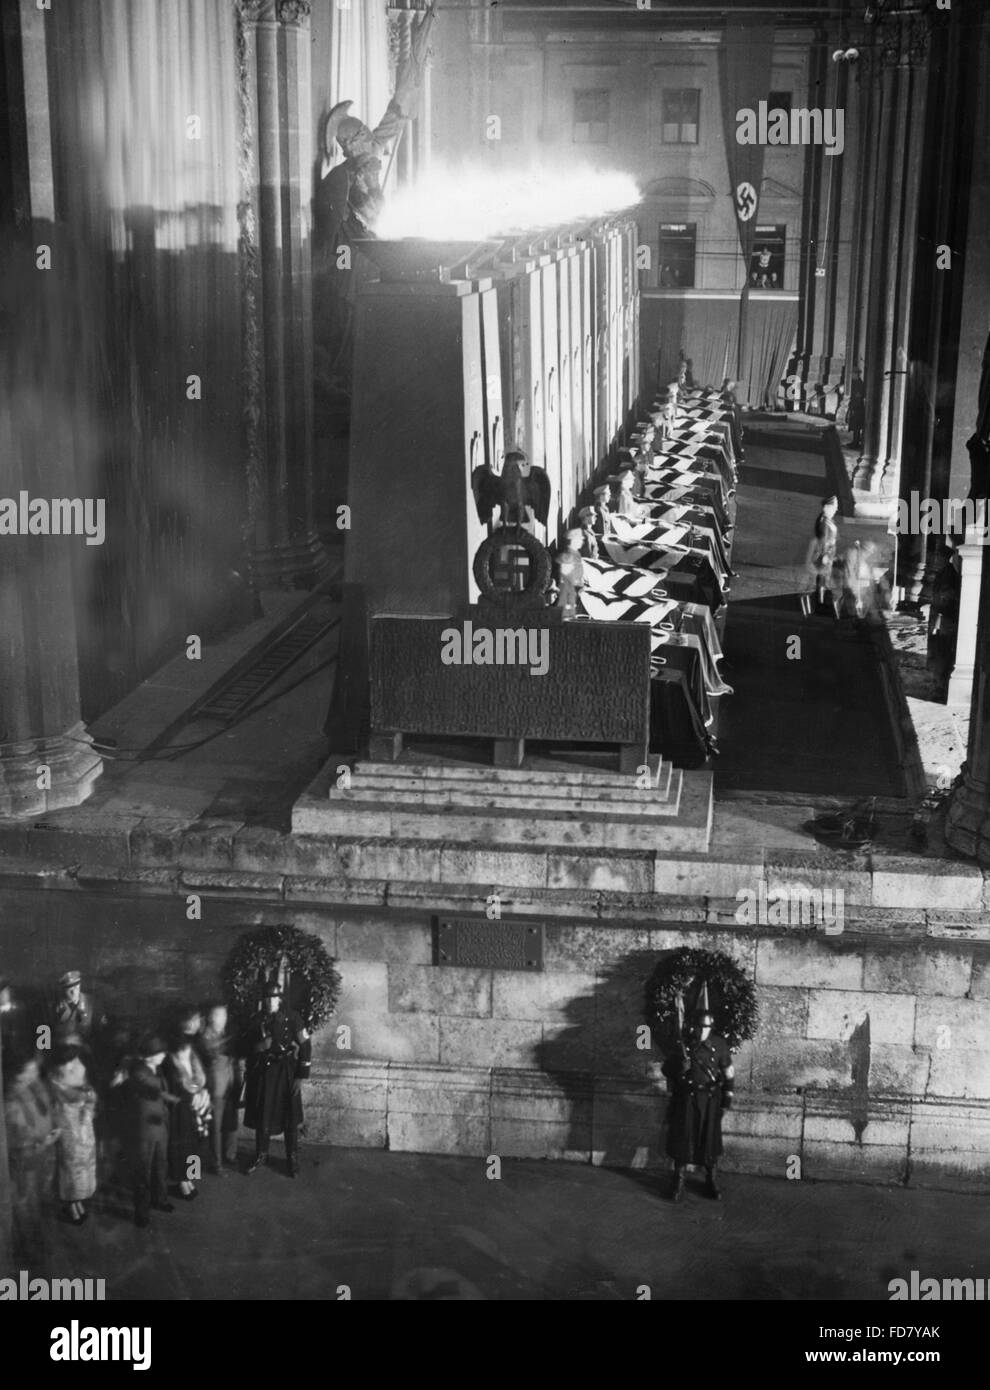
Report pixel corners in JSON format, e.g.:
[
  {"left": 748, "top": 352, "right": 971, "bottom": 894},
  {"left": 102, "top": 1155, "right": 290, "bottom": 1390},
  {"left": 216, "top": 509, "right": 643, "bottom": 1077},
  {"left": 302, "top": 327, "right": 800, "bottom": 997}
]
[
  {"left": 42, "top": 0, "right": 246, "bottom": 718},
  {"left": 652, "top": 298, "right": 737, "bottom": 397},
  {"left": 718, "top": 21, "right": 775, "bottom": 392},
  {"left": 739, "top": 298, "right": 799, "bottom": 411},
  {"left": 648, "top": 294, "right": 796, "bottom": 407}
]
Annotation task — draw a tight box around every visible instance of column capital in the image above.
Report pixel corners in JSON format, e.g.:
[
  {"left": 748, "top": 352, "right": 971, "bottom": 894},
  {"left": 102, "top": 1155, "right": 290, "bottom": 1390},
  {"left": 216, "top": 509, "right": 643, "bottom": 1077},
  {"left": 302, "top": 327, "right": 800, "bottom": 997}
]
[
  {"left": 880, "top": 12, "right": 933, "bottom": 69},
  {"left": 237, "top": 0, "right": 277, "bottom": 25},
  {"left": 855, "top": 8, "right": 934, "bottom": 83},
  {"left": 277, "top": 0, "right": 311, "bottom": 28}
]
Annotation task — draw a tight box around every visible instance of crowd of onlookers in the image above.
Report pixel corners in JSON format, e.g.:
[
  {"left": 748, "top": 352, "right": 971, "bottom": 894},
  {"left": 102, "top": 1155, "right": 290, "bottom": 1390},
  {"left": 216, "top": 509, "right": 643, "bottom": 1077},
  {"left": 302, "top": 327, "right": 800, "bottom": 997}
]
[{"left": 1, "top": 970, "right": 244, "bottom": 1262}]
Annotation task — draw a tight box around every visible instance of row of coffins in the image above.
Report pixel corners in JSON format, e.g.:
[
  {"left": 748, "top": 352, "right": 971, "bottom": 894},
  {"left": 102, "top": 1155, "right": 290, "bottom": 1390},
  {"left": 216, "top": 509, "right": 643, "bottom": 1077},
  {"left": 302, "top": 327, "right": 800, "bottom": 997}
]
[
  {"left": 556, "top": 381, "right": 741, "bottom": 762},
  {"left": 343, "top": 222, "right": 639, "bottom": 620},
  {"left": 329, "top": 222, "right": 643, "bottom": 759}
]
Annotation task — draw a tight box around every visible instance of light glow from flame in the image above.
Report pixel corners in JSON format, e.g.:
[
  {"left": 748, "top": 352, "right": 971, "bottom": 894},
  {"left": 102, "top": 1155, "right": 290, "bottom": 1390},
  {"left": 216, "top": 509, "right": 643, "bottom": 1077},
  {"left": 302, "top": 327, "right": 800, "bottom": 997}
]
[{"left": 377, "top": 164, "right": 641, "bottom": 241}]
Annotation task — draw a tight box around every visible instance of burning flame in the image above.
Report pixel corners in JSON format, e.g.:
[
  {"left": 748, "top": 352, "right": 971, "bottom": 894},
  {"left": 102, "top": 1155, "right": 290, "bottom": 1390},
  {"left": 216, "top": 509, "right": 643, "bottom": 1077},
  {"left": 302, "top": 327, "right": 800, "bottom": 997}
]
[{"left": 377, "top": 164, "right": 640, "bottom": 240}]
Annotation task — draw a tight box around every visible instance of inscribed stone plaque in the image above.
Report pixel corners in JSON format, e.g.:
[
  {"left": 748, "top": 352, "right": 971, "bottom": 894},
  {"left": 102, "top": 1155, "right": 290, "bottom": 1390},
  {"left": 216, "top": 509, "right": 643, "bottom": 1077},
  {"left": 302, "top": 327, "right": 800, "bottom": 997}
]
[
  {"left": 371, "top": 610, "right": 651, "bottom": 744},
  {"left": 435, "top": 917, "right": 544, "bottom": 972}
]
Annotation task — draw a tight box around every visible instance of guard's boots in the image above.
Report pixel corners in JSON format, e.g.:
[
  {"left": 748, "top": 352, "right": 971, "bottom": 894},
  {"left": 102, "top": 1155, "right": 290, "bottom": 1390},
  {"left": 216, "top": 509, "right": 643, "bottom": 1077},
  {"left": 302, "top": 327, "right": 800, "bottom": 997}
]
[
  {"left": 246, "top": 1152, "right": 268, "bottom": 1175},
  {"left": 671, "top": 1167, "right": 685, "bottom": 1203},
  {"left": 705, "top": 1166, "right": 721, "bottom": 1201}
]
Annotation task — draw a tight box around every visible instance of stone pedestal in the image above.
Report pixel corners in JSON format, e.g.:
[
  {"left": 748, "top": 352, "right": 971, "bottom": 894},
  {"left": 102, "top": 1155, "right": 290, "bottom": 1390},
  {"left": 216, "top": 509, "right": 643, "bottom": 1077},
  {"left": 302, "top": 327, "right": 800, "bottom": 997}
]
[{"left": 944, "top": 772, "right": 990, "bottom": 863}]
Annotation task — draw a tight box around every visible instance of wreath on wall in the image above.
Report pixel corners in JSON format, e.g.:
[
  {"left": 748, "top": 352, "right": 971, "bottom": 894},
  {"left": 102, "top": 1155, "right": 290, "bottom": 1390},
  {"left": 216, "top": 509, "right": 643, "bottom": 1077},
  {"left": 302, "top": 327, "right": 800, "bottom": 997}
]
[
  {"left": 221, "top": 925, "right": 341, "bottom": 1034},
  {"left": 644, "top": 948, "right": 758, "bottom": 1052}
]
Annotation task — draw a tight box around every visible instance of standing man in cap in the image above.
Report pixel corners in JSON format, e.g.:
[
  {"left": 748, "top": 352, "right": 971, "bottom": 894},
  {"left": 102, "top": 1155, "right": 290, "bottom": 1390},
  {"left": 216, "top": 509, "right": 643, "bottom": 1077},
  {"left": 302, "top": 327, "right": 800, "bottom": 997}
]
[
  {"left": 119, "top": 1034, "right": 175, "bottom": 1229},
  {"left": 244, "top": 985, "right": 311, "bottom": 1178},
  {"left": 52, "top": 971, "right": 93, "bottom": 1049},
  {"left": 662, "top": 998, "right": 735, "bottom": 1202}
]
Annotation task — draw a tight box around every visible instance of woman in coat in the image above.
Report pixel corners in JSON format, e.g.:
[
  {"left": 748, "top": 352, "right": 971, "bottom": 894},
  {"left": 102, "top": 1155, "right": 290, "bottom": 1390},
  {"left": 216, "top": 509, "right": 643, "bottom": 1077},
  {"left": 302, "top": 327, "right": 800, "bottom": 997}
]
[
  {"left": 48, "top": 1044, "right": 98, "bottom": 1224},
  {"left": 3, "top": 1049, "right": 59, "bottom": 1262},
  {"left": 162, "top": 1028, "right": 211, "bottom": 1200}
]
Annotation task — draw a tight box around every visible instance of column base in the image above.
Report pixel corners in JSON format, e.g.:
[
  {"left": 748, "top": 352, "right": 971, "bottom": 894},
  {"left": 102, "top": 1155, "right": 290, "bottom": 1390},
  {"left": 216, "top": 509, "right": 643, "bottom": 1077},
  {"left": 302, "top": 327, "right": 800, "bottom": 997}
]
[
  {"left": 250, "top": 533, "right": 333, "bottom": 591},
  {"left": 0, "top": 723, "right": 103, "bottom": 820},
  {"left": 852, "top": 454, "right": 900, "bottom": 497},
  {"left": 946, "top": 663, "right": 975, "bottom": 710},
  {"left": 944, "top": 775, "right": 990, "bottom": 862}
]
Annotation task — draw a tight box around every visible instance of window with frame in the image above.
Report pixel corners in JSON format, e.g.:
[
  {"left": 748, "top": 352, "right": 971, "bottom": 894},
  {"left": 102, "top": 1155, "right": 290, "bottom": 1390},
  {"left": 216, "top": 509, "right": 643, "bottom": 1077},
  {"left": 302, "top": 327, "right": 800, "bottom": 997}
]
[
  {"left": 750, "top": 225, "right": 786, "bottom": 290},
  {"left": 661, "top": 89, "right": 699, "bottom": 145},
  {"left": 573, "top": 89, "right": 610, "bottom": 144},
  {"left": 658, "top": 224, "right": 697, "bottom": 288}
]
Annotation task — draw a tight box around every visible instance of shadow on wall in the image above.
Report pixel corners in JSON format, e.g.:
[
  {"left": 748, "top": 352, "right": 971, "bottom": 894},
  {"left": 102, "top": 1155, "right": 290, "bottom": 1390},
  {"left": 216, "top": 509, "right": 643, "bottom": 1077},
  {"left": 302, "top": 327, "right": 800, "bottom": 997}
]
[{"left": 534, "top": 949, "right": 669, "bottom": 1169}]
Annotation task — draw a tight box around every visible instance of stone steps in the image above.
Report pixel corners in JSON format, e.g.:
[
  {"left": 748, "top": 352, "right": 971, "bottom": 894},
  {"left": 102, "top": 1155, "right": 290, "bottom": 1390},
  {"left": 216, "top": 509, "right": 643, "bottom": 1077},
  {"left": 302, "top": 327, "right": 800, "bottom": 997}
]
[
  {"left": 350, "top": 755, "right": 671, "bottom": 791},
  {"left": 332, "top": 756, "right": 677, "bottom": 812},
  {"left": 294, "top": 760, "right": 714, "bottom": 852}
]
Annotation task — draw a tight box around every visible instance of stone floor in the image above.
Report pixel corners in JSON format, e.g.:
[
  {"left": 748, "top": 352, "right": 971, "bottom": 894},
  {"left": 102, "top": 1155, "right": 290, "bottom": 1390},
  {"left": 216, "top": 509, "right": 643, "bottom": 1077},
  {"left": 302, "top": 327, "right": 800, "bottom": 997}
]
[{"left": 34, "top": 1144, "right": 990, "bottom": 1301}]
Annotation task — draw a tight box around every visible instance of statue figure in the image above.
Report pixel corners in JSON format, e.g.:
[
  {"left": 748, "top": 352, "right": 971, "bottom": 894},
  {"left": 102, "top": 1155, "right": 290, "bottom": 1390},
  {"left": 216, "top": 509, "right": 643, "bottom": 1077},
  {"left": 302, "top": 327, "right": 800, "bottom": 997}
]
[
  {"left": 555, "top": 530, "right": 585, "bottom": 621},
  {"left": 472, "top": 448, "right": 552, "bottom": 534},
  {"left": 313, "top": 4, "right": 436, "bottom": 260},
  {"left": 311, "top": 5, "right": 435, "bottom": 414}
]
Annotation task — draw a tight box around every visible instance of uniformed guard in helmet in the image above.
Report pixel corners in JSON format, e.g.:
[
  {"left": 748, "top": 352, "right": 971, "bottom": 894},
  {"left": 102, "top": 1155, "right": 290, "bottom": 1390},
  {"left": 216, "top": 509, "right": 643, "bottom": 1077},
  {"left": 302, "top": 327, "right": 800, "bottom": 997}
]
[
  {"left": 243, "top": 983, "right": 311, "bottom": 1178},
  {"left": 661, "top": 991, "right": 735, "bottom": 1202}
]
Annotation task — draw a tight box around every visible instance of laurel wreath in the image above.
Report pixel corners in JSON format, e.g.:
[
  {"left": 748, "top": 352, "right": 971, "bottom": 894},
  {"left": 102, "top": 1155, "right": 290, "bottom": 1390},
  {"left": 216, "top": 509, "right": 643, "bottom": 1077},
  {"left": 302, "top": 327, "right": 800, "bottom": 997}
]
[
  {"left": 221, "top": 925, "right": 341, "bottom": 1034},
  {"left": 644, "top": 947, "right": 758, "bottom": 1052}
]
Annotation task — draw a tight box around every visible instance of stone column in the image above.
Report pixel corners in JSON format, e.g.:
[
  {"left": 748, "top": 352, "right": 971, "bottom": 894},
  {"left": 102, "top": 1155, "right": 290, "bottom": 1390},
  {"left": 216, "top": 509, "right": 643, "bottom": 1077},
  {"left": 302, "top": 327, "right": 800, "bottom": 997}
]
[
  {"left": 896, "top": 8, "right": 974, "bottom": 607},
  {"left": 946, "top": 498, "right": 990, "bottom": 859},
  {"left": 840, "top": 35, "right": 881, "bottom": 426},
  {"left": 853, "top": 10, "right": 931, "bottom": 498},
  {"left": 237, "top": 0, "right": 329, "bottom": 589},
  {"left": 946, "top": 510, "right": 987, "bottom": 710},
  {"left": 0, "top": 0, "right": 102, "bottom": 819}
]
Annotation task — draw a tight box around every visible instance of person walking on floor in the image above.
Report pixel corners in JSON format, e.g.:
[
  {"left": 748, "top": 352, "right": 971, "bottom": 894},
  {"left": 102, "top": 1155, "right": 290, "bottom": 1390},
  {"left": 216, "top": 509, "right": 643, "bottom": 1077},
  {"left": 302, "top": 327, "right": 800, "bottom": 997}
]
[
  {"left": 201, "top": 1002, "right": 242, "bottom": 1175},
  {"left": 3, "top": 1048, "right": 59, "bottom": 1262},
  {"left": 163, "top": 1024, "right": 211, "bottom": 1201}
]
